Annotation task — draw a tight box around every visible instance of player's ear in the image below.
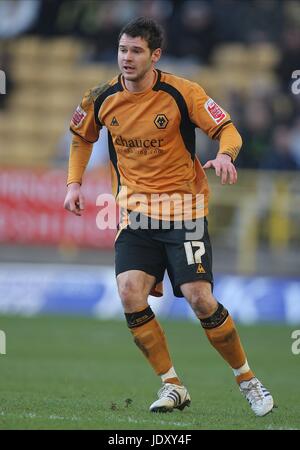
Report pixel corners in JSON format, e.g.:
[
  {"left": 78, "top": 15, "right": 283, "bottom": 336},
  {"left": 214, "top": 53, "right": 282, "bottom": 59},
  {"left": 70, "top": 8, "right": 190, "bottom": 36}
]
[{"left": 152, "top": 48, "right": 161, "bottom": 63}]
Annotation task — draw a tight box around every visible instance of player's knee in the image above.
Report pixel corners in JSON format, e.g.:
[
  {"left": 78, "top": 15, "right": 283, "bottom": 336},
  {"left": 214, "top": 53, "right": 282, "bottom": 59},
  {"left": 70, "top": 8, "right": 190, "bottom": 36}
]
[
  {"left": 118, "top": 280, "right": 137, "bottom": 302},
  {"left": 118, "top": 279, "right": 145, "bottom": 311},
  {"left": 186, "top": 283, "right": 217, "bottom": 318}
]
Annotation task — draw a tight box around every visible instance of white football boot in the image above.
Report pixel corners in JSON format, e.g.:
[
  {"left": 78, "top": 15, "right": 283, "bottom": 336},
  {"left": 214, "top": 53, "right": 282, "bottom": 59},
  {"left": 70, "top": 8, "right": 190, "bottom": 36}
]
[
  {"left": 149, "top": 383, "right": 191, "bottom": 413},
  {"left": 239, "top": 377, "right": 274, "bottom": 416}
]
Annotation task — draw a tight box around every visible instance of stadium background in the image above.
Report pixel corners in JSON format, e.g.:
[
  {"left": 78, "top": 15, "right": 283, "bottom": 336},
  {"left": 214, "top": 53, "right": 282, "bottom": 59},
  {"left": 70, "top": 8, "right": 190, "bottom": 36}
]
[{"left": 0, "top": 0, "right": 299, "bottom": 430}]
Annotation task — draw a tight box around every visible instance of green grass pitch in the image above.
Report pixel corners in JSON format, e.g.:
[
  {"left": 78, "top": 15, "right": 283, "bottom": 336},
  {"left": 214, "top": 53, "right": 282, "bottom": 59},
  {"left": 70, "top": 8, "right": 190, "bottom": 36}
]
[{"left": 0, "top": 314, "right": 299, "bottom": 430}]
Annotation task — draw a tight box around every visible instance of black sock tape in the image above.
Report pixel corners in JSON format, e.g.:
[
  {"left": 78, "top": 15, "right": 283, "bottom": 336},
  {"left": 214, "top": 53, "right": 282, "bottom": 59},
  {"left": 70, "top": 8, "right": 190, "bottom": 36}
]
[
  {"left": 125, "top": 306, "right": 155, "bottom": 329},
  {"left": 200, "top": 302, "right": 229, "bottom": 329}
]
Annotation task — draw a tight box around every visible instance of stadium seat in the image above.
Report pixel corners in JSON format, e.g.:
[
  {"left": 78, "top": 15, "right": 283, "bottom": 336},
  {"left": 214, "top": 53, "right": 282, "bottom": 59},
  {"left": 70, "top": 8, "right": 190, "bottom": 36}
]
[
  {"left": 211, "top": 44, "right": 250, "bottom": 69},
  {"left": 249, "top": 43, "right": 280, "bottom": 70}
]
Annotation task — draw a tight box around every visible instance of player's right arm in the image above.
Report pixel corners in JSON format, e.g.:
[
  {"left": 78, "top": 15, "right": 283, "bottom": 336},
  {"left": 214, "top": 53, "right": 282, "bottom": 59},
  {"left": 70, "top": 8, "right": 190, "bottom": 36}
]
[
  {"left": 64, "top": 181, "right": 85, "bottom": 216},
  {"left": 64, "top": 88, "right": 101, "bottom": 216}
]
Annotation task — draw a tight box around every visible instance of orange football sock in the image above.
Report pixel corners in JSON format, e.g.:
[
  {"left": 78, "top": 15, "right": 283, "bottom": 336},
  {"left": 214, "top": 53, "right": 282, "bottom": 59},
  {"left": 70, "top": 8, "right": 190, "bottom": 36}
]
[
  {"left": 201, "top": 305, "right": 254, "bottom": 384},
  {"left": 125, "top": 307, "right": 181, "bottom": 384}
]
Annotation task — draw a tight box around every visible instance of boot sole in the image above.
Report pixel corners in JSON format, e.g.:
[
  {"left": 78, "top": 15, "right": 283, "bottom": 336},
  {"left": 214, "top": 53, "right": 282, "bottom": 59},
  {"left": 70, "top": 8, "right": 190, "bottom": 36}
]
[{"left": 150, "top": 399, "right": 191, "bottom": 413}]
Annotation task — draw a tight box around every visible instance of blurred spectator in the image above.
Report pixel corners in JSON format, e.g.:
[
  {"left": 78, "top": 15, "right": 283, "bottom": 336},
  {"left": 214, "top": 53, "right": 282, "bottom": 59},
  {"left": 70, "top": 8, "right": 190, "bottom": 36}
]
[
  {"left": 137, "top": 0, "right": 174, "bottom": 47},
  {"left": 290, "top": 118, "right": 300, "bottom": 168},
  {"left": 88, "top": 1, "right": 134, "bottom": 62},
  {"left": 212, "top": 0, "right": 283, "bottom": 43},
  {"left": 0, "top": 0, "right": 41, "bottom": 38},
  {"left": 168, "top": 0, "right": 217, "bottom": 64},
  {"left": 238, "top": 100, "right": 272, "bottom": 168},
  {"left": 260, "top": 125, "right": 297, "bottom": 171},
  {"left": 276, "top": 27, "right": 300, "bottom": 90},
  {"left": 32, "top": 0, "right": 62, "bottom": 36},
  {"left": 137, "top": 0, "right": 173, "bottom": 21}
]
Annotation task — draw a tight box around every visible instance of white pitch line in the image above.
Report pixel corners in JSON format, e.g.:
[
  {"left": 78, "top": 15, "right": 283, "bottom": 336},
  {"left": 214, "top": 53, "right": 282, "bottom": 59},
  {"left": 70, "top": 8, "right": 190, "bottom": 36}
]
[
  {"left": 3, "top": 411, "right": 295, "bottom": 430},
  {"left": 124, "top": 416, "right": 196, "bottom": 428},
  {"left": 265, "top": 425, "right": 299, "bottom": 431},
  {"left": 0, "top": 411, "right": 90, "bottom": 423},
  {"left": 0, "top": 410, "right": 196, "bottom": 428}
]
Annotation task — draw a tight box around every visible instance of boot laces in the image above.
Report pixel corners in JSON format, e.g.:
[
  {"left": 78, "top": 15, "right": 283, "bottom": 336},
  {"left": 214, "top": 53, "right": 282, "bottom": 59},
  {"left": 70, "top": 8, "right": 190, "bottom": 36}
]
[{"left": 243, "top": 380, "right": 265, "bottom": 404}]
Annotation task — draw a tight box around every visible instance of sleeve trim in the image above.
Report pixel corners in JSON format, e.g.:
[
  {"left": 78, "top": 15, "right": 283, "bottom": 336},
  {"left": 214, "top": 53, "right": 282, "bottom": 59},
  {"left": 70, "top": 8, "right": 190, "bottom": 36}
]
[
  {"left": 211, "top": 120, "right": 232, "bottom": 140},
  {"left": 70, "top": 128, "right": 96, "bottom": 144}
]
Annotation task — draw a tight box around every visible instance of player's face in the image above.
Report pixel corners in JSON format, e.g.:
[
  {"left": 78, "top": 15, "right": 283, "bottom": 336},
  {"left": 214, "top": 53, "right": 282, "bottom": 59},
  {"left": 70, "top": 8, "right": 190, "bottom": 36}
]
[{"left": 118, "top": 34, "right": 161, "bottom": 82}]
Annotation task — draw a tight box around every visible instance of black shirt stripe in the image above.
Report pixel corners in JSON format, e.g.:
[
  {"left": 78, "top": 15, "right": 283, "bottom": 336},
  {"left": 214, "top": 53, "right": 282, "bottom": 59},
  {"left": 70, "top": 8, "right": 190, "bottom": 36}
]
[
  {"left": 153, "top": 70, "right": 196, "bottom": 161},
  {"left": 94, "top": 76, "right": 124, "bottom": 126},
  {"left": 211, "top": 120, "right": 232, "bottom": 140}
]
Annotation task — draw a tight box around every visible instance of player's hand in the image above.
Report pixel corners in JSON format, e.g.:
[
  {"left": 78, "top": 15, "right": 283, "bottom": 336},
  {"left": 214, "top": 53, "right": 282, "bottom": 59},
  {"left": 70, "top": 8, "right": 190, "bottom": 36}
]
[
  {"left": 63, "top": 182, "right": 85, "bottom": 216},
  {"left": 203, "top": 154, "right": 237, "bottom": 185}
]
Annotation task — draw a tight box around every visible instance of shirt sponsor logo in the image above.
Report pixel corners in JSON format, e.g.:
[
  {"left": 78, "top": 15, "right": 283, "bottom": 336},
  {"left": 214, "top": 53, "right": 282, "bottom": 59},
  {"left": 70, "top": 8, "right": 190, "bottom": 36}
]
[
  {"left": 71, "top": 106, "right": 87, "bottom": 127},
  {"left": 205, "top": 99, "right": 226, "bottom": 124},
  {"left": 115, "top": 135, "right": 164, "bottom": 148}
]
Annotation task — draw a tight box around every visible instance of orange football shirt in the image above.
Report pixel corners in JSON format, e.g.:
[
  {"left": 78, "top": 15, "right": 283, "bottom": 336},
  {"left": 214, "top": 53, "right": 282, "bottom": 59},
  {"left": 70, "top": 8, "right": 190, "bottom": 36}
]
[{"left": 68, "top": 69, "right": 242, "bottom": 221}]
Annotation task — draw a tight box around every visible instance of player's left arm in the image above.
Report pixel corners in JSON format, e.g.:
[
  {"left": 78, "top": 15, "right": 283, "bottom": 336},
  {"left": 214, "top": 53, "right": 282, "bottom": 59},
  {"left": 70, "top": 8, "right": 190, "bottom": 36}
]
[
  {"left": 203, "top": 123, "right": 242, "bottom": 185},
  {"left": 187, "top": 81, "right": 242, "bottom": 185}
]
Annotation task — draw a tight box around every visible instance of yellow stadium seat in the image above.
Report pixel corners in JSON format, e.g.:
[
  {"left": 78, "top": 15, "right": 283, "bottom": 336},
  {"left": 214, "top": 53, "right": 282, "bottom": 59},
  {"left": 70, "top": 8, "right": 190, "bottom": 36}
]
[{"left": 211, "top": 44, "right": 250, "bottom": 69}]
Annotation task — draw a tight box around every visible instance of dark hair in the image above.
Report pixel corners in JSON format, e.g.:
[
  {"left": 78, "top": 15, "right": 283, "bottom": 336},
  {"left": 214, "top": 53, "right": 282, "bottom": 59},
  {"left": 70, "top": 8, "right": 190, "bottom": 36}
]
[{"left": 118, "top": 17, "right": 164, "bottom": 52}]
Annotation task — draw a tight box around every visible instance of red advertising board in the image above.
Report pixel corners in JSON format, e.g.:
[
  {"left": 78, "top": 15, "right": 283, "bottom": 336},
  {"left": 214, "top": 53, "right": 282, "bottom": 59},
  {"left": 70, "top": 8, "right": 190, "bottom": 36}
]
[{"left": 0, "top": 168, "right": 116, "bottom": 248}]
